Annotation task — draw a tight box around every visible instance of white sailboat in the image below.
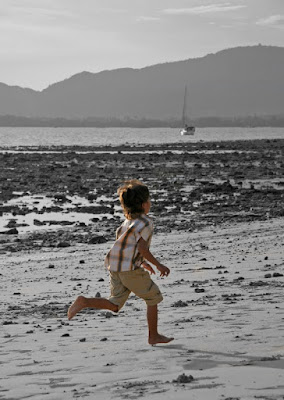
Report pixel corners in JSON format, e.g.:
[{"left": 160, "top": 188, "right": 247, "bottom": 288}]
[{"left": 180, "top": 86, "right": 195, "bottom": 136}]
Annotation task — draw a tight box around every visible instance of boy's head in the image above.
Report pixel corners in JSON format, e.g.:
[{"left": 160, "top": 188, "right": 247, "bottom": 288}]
[{"left": 118, "top": 179, "right": 150, "bottom": 219}]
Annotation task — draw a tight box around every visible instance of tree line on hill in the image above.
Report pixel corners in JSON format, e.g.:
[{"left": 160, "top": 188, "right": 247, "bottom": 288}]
[{"left": 0, "top": 114, "right": 284, "bottom": 128}]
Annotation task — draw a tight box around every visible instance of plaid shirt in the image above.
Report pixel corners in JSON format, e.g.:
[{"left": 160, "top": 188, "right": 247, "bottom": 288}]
[{"left": 104, "top": 214, "right": 153, "bottom": 272}]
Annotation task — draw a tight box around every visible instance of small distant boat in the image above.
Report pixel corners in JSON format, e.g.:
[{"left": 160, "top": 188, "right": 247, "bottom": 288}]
[
  {"left": 180, "top": 86, "right": 195, "bottom": 136},
  {"left": 180, "top": 125, "right": 195, "bottom": 135}
]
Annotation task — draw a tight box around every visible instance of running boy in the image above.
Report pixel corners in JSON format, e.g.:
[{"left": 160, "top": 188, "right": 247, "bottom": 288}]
[{"left": 67, "top": 179, "right": 173, "bottom": 345}]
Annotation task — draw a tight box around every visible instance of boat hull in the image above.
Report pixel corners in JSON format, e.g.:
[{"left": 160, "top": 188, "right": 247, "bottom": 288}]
[{"left": 180, "top": 127, "right": 195, "bottom": 136}]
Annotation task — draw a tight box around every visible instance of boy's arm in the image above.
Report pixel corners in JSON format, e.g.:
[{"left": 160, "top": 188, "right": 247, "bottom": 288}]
[{"left": 137, "top": 238, "right": 170, "bottom": 277}]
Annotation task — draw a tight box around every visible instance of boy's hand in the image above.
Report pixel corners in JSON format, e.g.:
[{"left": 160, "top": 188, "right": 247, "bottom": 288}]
[
  {"left": 142, "top": 262, "right": 156, "bottom": 275},
  {"left": 157, "top": 264, "right": 170, "bottom": 277}
]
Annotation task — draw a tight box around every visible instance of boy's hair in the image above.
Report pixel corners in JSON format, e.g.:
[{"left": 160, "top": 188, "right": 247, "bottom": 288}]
[{"left": 118, "top": 179, "right": 150, "bottom": 219}]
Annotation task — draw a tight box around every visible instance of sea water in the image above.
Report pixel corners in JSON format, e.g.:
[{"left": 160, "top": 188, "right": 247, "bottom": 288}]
[{"left": 0, "top": 127, "right": 284, "bottom": 147}]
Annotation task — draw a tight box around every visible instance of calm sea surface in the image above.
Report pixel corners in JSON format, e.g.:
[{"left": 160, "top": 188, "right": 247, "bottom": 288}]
[{"left": 0, "top": 127, "right": 284, "bottom": 147}]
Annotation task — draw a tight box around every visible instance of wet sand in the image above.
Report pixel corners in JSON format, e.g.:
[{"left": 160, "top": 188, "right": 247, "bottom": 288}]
[{"left": 1, "top": 139, "right": 284, "bottom": 399}]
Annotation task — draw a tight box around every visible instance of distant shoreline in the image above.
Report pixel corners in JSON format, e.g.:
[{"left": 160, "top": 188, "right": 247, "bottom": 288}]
[{"left": 1, "top": 115, "right": 284, "bottom": 128}]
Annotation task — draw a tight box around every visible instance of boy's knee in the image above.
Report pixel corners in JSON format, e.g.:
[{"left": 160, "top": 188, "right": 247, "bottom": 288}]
[{"left": 144, "top": 288, "right": 163, "bottom": 306}]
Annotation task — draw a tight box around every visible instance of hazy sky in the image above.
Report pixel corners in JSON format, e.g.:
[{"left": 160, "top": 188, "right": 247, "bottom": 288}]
[{"left": 1, "top": 0, "right": 284, "bottom": 90}]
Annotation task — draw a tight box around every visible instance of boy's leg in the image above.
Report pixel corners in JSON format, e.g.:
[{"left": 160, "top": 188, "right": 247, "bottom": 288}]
[
  {"left": 68, "top": 271, "right": 130, "bottom": 320},
  {"left": 147, "top": 304, "right": 174, "bottom": 345},
  {"left": 67, "top": 296, "right": 118, "bottom": 320},
  {"left": 119, "top": 269, "right": 174, "bottom": 345}
]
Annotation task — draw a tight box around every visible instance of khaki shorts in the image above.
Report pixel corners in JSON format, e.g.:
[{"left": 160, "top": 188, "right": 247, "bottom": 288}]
[{"left": 108, "top": 268, "right": 163, "bottom": 310}]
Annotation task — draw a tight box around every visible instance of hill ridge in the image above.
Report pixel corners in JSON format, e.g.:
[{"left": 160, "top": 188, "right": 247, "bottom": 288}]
[{"left": 0, "top": 45, "right": 283, "bottom": 119}]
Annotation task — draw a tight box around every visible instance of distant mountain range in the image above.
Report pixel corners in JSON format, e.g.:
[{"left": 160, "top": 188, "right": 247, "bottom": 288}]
[{"left": 0, "top": 45, "right": 284, "bottom": 125}]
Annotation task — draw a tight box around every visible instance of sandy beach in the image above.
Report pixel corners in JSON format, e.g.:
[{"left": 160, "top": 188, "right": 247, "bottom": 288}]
[{"left": 1, "top": 139, "right": 284, "bottom": 399}]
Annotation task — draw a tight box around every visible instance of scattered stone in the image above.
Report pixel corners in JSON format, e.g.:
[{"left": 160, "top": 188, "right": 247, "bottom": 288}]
[
  {"left": 5, "top": 220, "right": 17, "bottom": 228},
  {"left": 87, "top": 193, "right": 97, "bottom": 201},
  {"left": 273, "top": 272, "right": 283, "bottom": 277},
  {"left": 34, "top": 219, "right": 46, "bottom": 226},
  {"left": 48, "top": 220, "right": 74, "bottom": 226},
  {"left": 79, "top": 260, "right": 85, "bottom": 264},
  {"left": 104, "top": 312, "right": 114, "bottom": 318},
  {"left": 88, "top": 235, "right": 107, "bottom": 244},
  {"left": 54, "top": 193, "right": 68, "bottom": 202},
  {"left": 48, "top": 264, "right": 55, "bottom": 269},
  {"left": 172, "top": 300, "right": 188, "bottom": 307},
  {"left": 0, "top": 228, "right": 18, "bottom": 235},
  {"left": 224, "top": 398, "right": 240, "bottom": 400},
  {"left": 265, "top": 273, "right": 272, "bottom": 278},
  {"left": 98, "top": 278, "right": 104, "bottom": 282},
  {"left": 173, "top": 373, "right": 194, "bottom": 384},
  {"left": 249, "top": 281, "right": 267, "bottom": 287},
  {"left": 195, "top": 288, "right": 205, "bottom": 293},
  {"left": 79, "top": 338, "right": 86, "bottom": 342},
  {"left": 95, "top": 292, "right": 101, "bottom": 298},
  {"left": 57, "top": 241, "right": 70, "bottom": 248},
  {"left": 61, "top": 333, "right": 70, "bottom": 337},
  {"left": 100, "top": 337, "right": 108, "bottom": 341}
]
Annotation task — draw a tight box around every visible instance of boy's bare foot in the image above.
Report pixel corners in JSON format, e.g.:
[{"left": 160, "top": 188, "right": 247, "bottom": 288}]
[
  {"left": 148, "top": 334, "right": 174, "bottom": 345},
  {"left": 67, "top": 296, "right": 85, "bottom": 320}
]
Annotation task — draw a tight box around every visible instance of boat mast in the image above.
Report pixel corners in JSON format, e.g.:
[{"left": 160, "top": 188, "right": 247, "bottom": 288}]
[{"left": 182, "top": 86, "right": 187, "bottom": 126}]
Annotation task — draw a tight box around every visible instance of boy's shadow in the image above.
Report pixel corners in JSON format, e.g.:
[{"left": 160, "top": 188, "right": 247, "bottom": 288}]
[
  {"left": 152, "top": 344, "right": 185, "bottom": 350},
  {"left": 138, "top": 344, "right": 187, "bottom": 352}
]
